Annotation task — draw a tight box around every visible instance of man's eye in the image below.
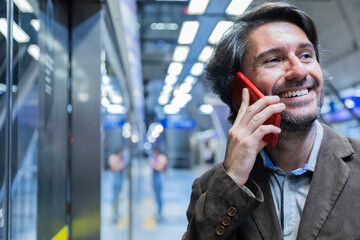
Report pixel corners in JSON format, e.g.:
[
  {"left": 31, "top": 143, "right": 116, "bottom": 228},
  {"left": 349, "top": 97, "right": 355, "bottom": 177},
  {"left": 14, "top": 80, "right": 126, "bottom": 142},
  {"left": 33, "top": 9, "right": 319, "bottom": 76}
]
[
  {"left": 299, "top": 52, "right": 314, "bottom": 61},
  {"left": 264, "top": 57, "right": 281, "bottom": 65}
]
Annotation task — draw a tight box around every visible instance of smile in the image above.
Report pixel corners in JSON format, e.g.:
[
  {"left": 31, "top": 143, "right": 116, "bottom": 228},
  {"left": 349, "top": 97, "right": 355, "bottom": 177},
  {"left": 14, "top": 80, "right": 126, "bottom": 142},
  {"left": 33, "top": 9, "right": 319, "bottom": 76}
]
[{"left": 280, "top": 89, "right": 309, "bottom": 98}]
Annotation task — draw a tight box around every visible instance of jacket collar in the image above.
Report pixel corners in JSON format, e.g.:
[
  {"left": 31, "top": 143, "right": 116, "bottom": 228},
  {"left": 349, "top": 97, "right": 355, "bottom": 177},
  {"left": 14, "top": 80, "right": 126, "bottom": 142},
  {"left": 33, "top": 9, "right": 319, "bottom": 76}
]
[
  {"left": 297, "top": 123, "right": 353, "bottom": 239},
  {"left": 249, "top": 123, "right": 353, "bottom": 239}
]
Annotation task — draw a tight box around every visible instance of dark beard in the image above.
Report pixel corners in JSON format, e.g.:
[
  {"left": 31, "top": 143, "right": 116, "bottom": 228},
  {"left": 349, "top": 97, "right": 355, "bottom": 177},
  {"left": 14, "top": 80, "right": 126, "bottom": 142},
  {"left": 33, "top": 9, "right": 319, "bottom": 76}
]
[
  {"left": 280, "top": 111, "right": 318, "bottom": 132},
  {"left": 280, "top": 89, "right": 324, "bottom": 132}
]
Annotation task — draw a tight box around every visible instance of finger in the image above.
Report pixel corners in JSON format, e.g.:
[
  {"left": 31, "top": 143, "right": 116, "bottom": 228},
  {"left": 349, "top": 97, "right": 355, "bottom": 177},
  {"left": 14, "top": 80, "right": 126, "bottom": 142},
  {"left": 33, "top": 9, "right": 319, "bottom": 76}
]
[
  {"left": 246, "top": 102, "right": 285, "bottom": 131},
  {"left": 252, "top": 124, "right": 281, "bottom": 146},
  {"left": 239, "top": 95, "right": 280, "bottom": 126},
  {"left": 233, "top": 88, "right": 250, "bottom": 126}
]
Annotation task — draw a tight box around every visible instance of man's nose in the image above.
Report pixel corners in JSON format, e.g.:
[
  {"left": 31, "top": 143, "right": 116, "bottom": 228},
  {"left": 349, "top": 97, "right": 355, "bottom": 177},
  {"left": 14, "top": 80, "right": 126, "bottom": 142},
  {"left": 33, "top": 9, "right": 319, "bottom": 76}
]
[{"left": 284, "top": 55, "right": 308, "bottom": 81}]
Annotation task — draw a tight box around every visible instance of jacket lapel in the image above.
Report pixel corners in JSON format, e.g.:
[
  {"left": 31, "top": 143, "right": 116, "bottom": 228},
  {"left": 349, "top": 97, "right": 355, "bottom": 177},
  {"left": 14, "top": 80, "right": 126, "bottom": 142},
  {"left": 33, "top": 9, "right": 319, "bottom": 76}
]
[
  {"left": 250, "top": 155, "right": 283, "bottom": 240},
  {"left": 297, "top": 124, "right": 353, "bottom": 239}
]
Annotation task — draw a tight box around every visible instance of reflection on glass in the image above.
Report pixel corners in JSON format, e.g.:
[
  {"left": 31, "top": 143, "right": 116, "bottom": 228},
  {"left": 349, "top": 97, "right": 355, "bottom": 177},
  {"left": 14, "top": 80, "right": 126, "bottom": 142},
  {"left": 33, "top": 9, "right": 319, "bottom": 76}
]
[
  {"left": 101, "top": 51, "right": 130, "bottom": 240},
  {"left": 0, "top": 1, "right": 6, "bottom": 239},
  {"left": 10, "top": 0, "right": 39, "bottom": 238}
]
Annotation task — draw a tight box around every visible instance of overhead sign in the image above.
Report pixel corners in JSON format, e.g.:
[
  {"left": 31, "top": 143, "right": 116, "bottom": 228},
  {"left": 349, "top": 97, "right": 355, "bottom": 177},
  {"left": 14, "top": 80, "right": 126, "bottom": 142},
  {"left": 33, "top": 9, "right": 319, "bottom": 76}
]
[{"left": 160, "top": 118, "right": 196, "bottom": 129}]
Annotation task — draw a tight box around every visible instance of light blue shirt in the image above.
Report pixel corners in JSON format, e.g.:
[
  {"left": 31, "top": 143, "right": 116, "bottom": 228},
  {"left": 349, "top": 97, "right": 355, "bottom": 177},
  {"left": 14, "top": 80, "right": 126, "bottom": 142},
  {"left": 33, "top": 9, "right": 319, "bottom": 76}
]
[{"left": 260, "top": 120, "right": 324, "bottom": 240}]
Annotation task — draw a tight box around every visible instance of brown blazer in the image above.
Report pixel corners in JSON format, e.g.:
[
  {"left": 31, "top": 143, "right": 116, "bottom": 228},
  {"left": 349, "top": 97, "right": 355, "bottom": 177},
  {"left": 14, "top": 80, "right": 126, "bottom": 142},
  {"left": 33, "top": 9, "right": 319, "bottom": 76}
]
[{"left": 183, "top": 124, "right": 360, "bottom": 239}]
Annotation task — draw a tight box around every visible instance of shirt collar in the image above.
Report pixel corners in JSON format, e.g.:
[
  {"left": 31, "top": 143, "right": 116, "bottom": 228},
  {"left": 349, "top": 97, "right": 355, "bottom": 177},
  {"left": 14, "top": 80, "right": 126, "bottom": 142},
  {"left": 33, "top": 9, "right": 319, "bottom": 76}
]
[{"left": 261, "top": 120, "right": 324, "bottom": 176}]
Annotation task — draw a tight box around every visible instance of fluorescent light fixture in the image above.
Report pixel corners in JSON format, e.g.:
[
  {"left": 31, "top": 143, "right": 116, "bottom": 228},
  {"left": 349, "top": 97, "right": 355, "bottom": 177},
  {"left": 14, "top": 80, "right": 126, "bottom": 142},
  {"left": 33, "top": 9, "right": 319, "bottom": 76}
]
[
  {"left": 198, "top": 45, "right": 214, "bottom": 63},
  {"left": 180, "top": 82, "right": 192, "bottom": 93},
  {"left": 178, "top": 21, "right": 199, "bottom": 44},
  {"left": 27, "top": 44, "right": 40, "bottom": 61},
  {"left": 0, "top": 18, "right": 30, "bottom": 43},
  {"left": 154, "top": 124, "right": 164, "bottom": 133},
  {"left": 199, "top": 104, "right": 213, "bottom": 114},
  {"left": 158, "top": 94, "right": 170, "bottom": 105},
  {"left": 187, "top": 0, "right": 210, "bottom": 15},
  {"left": 131, "top": 134, "right": 139, "bottom": 143},
  {"left": 190, "top": 62, "right": 205, "bottom": 76},
  {"left": 165, "top": 75, "right": 178, "bottom": 85},
  {"left": 106, "top": 104, "right": 126, "bottom": 114},
  {"left": 184, "top": 75, "right": 197, "bottom": 85},
  {"left": 101, "top": 97, "right": 110, "bottom": 106},
  {"left": 226, "top": 0, "right": 252, "bottom": 16},
  {"left": 102, "top": 74, "right": 111, "bottom": 84},
  {"left": 14, "top": 0, "right": 34, "bottom": 13},
  {"left": 209, "top": 21, "right": 233, "bottom": 44},
  {"left": 144, "top": 142, "right": 152, "bottom": 150},
  {"left": 109, "top": 94, "right": 123, "bottom": 104},
  {"left": 344, "top": 99, "right": 355, "bottom": 109},
  {"left": 30, "top": 19, "right": 40, "bottom": 31},
  {"left": 164, "top": 104, "right": 180, "bottom": 114},
  {"left": 151, "top": 131, "right": 160, "bottom": 138},
  {"left": 172, "top": 46, "right": 190, "bottom": 62},
  {"left": 162, "top": 84, "right": 173, "bottom": 93},
  {"left": 167, "top": 62, "right": 183, "bottom": 76},
  {"left": 148, "top": 135, "right": 156, "bottom": 143},
  {"left": 151, "top": 22, "right": 178, "bottom": 30}
]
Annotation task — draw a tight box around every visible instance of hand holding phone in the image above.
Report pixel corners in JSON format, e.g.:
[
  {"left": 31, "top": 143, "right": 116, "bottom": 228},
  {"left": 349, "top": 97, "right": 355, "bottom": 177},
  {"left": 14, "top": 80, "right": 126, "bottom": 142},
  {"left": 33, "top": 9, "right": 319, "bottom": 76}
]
[{"left": 231, "top": 72, "right": 281, "bottom": 147}]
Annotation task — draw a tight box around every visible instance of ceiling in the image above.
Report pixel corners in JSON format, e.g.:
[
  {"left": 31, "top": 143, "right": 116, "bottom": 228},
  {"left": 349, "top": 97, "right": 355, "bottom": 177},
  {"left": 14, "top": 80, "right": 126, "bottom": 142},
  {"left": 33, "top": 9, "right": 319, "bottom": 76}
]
[{"left": 136, "top": 0, "right": 360, "bottom": 127}]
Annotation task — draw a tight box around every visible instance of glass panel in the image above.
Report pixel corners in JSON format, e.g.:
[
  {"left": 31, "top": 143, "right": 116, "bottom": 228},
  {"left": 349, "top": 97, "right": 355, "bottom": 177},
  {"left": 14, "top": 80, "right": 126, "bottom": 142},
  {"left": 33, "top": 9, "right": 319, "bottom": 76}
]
[
  {"left": 101, "top": 50, "right": 130, "bottom": 240},
  {"left": 11, "top": 0, "right": 39, "bottom": 238},
  {"left": 0, "top": 0, "right": 7, "bottom": 239}
]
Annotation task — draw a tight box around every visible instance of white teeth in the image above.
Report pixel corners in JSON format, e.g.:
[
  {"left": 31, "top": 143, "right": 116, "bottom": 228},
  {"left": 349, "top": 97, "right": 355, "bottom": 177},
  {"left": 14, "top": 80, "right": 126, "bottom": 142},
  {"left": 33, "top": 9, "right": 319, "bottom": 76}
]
[{"left": 280, "top": 89, "right": 309, "bottom": 98}]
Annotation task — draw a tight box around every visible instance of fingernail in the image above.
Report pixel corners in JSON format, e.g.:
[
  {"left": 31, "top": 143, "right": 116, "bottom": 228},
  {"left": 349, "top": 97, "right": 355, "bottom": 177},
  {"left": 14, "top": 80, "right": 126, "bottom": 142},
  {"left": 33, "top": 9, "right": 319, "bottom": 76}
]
[{"left": 272, "top": 95, "right": 280, "bottom": 100}]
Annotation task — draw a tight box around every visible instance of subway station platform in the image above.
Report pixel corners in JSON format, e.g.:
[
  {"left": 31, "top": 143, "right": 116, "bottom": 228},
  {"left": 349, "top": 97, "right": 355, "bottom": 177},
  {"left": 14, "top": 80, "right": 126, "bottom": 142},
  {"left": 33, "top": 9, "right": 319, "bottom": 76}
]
[{"left": 101, "top": 161, "right": 210, "bottom": 240}]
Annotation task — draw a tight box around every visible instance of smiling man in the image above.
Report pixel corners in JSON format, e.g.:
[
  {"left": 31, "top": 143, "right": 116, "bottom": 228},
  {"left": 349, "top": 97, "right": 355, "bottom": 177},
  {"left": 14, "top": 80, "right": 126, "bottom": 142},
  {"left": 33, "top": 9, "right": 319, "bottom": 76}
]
[{"left": 182, "top": 2, "right": 360, "bottom": 240}]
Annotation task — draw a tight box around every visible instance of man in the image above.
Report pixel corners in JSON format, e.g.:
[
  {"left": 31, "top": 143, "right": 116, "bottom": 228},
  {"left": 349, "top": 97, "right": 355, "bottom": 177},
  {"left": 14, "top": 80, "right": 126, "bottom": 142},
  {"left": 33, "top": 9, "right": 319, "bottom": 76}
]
[{"left": 183, "top": 2, "right": 360, "bottom": 240}]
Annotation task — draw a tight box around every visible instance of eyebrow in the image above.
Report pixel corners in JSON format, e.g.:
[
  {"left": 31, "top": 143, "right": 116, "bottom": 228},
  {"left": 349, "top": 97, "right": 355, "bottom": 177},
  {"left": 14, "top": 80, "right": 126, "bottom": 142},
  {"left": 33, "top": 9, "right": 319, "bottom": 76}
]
[{"left": 253, "top": 42, "right": 315, "bottom": 65}]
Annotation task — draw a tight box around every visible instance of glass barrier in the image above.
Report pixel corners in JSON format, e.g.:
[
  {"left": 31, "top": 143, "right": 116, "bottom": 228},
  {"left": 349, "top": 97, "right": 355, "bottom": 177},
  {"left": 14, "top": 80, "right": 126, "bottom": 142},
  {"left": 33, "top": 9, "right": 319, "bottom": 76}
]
[{"left": 10, "top": 0, "right": 39, "bottom": 238}]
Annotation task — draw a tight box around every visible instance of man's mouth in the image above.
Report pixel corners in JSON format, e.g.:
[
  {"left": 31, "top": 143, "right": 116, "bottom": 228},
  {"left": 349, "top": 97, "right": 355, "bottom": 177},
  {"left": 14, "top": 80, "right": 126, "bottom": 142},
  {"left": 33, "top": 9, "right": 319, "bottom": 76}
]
[{"left": 279, "top": 88, "right": 309, "bottom": 98}]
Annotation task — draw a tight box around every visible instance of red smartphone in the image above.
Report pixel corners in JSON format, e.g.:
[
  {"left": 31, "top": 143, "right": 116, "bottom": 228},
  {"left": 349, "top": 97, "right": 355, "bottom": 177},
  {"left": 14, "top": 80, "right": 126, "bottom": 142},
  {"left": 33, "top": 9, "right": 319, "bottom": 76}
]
[{"left": 232, "top": 72, "right": 281, "bottom": 147}]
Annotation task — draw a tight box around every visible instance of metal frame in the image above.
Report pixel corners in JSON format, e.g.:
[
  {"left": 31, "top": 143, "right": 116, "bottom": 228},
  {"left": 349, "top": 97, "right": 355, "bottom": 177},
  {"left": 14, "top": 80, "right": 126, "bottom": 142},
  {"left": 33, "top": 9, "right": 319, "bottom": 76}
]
[{"left": 4, "top": 0, "right": 13, "bottom": 239}]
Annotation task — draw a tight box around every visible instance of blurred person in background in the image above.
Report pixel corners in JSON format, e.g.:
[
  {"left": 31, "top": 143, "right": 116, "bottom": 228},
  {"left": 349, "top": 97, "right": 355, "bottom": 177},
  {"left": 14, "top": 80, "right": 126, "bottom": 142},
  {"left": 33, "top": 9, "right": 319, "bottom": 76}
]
[
  {"left": 183, "top": 2, "right": 360, "bottom": 239},
  {"left": 203, "top": 141, "right": 215, "bottom": 167},
  {"left": 148, "top": 146, "right": 168, "bottom": 220},
  {"left": 108, "top": 148, "right": 126, "bottom": 223}
]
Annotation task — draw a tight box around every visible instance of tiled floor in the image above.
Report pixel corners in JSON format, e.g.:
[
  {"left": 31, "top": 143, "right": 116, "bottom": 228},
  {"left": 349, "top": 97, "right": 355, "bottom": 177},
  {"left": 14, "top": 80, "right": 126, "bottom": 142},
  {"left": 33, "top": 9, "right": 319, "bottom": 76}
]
[{"left": 101, "top": 160, "right": 209, "bottom": 240}]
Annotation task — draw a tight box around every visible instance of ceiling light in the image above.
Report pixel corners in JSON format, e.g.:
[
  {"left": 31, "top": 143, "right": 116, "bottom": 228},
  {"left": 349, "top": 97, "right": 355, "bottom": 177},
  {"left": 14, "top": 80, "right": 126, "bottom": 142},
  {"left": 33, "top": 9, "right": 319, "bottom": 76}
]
[
  {"left": 208, "top": 21, "right": 233, "bottom": 44},
  {"left": 164, "top": 104, "right": 180, "bottom": 114},
  {"left": 14, "top": 0, "right": 34, "bottom": 13},
  {"left": 187, "top": 0, "right": 210, "bottom": 15},
  {"left": 158, "top": 94, "right": 170, "bottom": 105},
  {"left": 154, "top": 124, "right": 164, "bottom": 133},
  {"left": 199, "top": 104, "right": 213, "bottom": 114},
  {"left": 106, "top": 104, "right": 126, "bottom": 114},
  {"left": 190, "top": 62, "right": 205, "bottom": 76},
  {"left": 184, "top": 75, "right": 197, "bottom": 85},
  {"left": 30, "top": 19, "right": 40, "bottom": 31},
  {"left": 144, "top": 142, "right": 152, "bottom": 150},
  {"left": 198, "top": 45, "right": 214, "bottom": 63},
  {"left": 131, "top": 134, "right": 139, "bottom": 143},
  {"left": 226, "top": 0, "right": 252, "bottom": 16},
  {"left": 165, "top": 75, "right": 178, "bottom": 85},
  {"left": 180, "top": 82, "right": 192, "bottom": 93},
  {"left": 178, "top": 21, "right": 199, "bottom": 44},
  {"left": 27, "top": 44, "right": 40, "bottom": 61},
  {"left": 172, "top": 46, "right": 190, "bottom": 62},
  {"left": 167, "top": 62, "right": 183, "bottom": 76},
  {"left": 0, "top": 18, "right": 30, "bottom": 43}
]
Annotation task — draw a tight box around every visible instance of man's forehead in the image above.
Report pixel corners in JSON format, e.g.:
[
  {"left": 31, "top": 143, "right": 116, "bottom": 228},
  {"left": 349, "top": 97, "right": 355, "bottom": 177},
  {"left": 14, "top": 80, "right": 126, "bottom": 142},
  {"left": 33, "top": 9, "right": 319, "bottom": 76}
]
[{"left": 247, "top": 21, "right": 311, "bottom": 54}]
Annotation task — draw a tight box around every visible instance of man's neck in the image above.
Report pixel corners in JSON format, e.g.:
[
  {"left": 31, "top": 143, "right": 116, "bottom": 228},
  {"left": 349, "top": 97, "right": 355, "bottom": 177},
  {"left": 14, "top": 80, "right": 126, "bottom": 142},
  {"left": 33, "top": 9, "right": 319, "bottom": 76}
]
[{"left": 265, "top": 122, "right": 317, "bottom": 173}]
